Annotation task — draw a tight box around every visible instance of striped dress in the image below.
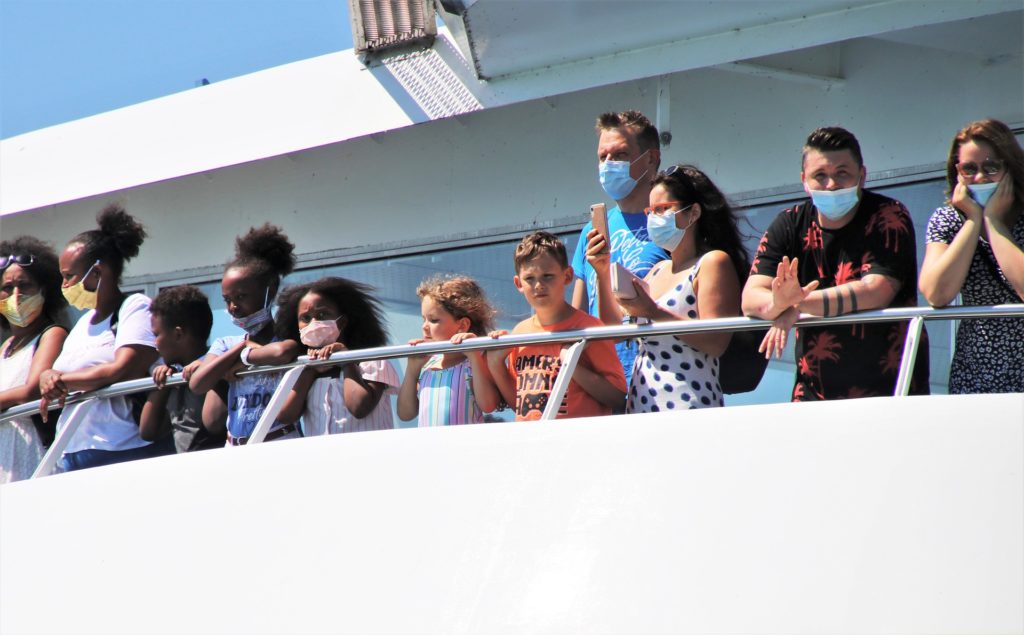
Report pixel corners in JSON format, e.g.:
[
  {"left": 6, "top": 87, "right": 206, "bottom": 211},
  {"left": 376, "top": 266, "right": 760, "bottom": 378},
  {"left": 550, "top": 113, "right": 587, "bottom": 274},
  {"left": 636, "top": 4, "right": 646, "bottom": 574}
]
[
  {"left": 417, "top": 355, "right": 484, "bottom": 426},
  {"left": 300, "top": 359, "right": 400, "bottom": 435}
]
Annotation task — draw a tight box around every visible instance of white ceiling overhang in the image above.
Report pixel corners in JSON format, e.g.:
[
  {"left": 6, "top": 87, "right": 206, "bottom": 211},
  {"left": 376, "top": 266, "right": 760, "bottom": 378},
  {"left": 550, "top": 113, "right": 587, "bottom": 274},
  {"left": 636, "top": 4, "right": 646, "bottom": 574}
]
[{"left": 1, "top": 0, "right": 1019, "bottom": 217}]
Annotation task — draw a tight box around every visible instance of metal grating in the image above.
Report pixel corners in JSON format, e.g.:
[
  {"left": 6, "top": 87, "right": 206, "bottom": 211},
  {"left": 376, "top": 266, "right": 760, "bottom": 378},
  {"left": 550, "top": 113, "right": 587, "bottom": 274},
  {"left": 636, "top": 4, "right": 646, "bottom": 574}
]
[{"left": 350, "top": 0, "right": 437, "bottom": 54}]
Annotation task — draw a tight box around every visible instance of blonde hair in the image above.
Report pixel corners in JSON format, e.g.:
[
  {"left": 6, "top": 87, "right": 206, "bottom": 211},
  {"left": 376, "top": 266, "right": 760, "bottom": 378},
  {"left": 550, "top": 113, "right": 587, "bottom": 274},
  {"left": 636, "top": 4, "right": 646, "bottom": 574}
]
[{"left": 416, "top": 274, "right": 495, "bottom": 336}]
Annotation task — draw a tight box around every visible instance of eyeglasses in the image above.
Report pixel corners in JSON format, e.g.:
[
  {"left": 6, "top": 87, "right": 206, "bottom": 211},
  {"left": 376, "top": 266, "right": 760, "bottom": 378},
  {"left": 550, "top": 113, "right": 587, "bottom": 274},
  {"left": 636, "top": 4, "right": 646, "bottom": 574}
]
[
  {"left": 0, "top": 254, "right": 34, "bottom": 270},
  {"left": 644, "top": 202, "right": 693, "bottom": 216},
  {"left": 957, "top": 158, "right": 1004, "bottom": 177}
]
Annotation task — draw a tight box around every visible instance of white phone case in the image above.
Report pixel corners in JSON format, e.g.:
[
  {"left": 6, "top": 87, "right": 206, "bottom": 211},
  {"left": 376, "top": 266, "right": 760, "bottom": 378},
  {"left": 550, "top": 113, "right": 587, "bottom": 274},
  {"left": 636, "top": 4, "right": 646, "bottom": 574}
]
[{"left": 611, "top": 263, "right": 638, "bottom": 299}]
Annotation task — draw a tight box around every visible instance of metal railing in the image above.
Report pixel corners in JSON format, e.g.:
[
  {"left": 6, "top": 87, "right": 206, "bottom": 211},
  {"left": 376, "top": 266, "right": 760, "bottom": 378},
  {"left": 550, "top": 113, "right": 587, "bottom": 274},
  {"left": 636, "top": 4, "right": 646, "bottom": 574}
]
[{"left": 2, "top": 303, "right": 1021, "bottom": 479}]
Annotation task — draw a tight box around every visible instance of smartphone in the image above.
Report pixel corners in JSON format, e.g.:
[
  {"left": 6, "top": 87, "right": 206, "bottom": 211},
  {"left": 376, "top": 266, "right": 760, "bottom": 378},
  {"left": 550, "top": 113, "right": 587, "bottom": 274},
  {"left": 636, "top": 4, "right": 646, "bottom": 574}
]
[
  {"left": 590, "top": 203, "right": 609, "bottom": 247},
  {"left": 611, "top": 263, "right": 639, "bottom": 300}
]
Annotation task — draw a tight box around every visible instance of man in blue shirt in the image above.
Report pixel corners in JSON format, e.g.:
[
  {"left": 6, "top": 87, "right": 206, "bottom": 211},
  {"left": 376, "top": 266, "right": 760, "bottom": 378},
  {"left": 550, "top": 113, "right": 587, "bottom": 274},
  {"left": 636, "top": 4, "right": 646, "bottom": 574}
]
[{"left": 571, "top": 110, "right": 668, "bottom": 384}]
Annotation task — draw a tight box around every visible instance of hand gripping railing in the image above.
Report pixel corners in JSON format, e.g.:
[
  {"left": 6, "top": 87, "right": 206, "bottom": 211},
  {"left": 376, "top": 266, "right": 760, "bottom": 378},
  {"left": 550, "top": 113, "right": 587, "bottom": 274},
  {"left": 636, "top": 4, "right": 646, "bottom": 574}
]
[{"left": 4, "top": 303, "right": 1022, "bottom": 478}]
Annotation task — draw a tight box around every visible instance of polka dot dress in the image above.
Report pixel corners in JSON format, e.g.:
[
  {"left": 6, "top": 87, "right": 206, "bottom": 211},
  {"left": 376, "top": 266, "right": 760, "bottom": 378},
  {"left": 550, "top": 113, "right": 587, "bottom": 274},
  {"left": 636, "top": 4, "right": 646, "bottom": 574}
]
[{"left": 626, "top": 257, "right": 723, "bottom": 414}]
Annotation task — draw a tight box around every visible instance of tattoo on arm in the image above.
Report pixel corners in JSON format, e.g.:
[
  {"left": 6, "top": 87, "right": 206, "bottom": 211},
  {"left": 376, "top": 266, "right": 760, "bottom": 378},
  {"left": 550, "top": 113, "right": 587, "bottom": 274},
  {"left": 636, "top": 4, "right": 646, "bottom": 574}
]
[
  {"left": 849, "top": 287, "right": 858, "bottom": 313},
  {"left": 822, "top": 291, "right": 830, "bottom": 317},
  {"left": 836, "top": 288, "right": 844, "bottom": 316}
]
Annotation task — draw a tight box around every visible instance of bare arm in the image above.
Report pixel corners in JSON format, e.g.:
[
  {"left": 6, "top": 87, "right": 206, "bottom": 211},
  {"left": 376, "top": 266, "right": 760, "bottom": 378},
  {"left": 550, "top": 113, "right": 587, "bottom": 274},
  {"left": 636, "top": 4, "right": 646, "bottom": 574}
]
[
  {"left": 276, "top": 367, "right": 319, "bottom": 425},
  {"left": 396, "top": 352, "right": 428, "bottom": 421},
  {"left": 742, "top": 256, "right": 820, "bottom": 320},
  {"left": 139, "top": 383, "right": 172, "bottom": 442},
  {"left": 466, "top": 349, "right": 500, "bottom": 413},
  {"left": 983, "top": 178, "right": 1024, "bottom": 300},
  {"left": 200, "top": 384, "right": 228, "bottom": 436},
  {"left": 188, "top": 342, "right": 244, "bottom": 394},
  {"left": 919, "top": 184, "right": 984, "bottom": 306},
  {"left": 485, "top": 331, "right": 516, "bottom": 409},
  {"left": 342, "top": 364, "right": 387, "bottom": 419},
  {"left": 571, "top": 278, "right": 588, "bottom": 311},
  {"left": 583, "top": 228, "right": 625, "bottom": 325},
  {"left": 570, "top": 363, "right": 626, "bottom": 409},
  {"left": 0, "top": 327, "right": 66, "bottom": 410},
  {"left": 797, "top": 274, "right": 900, "bottom": 316},
  {"left": 38, "top": 343, "right": 158, "bottom": 420},
  {"left": 246, "top": 340, "right": 302, "bottom": 366}
]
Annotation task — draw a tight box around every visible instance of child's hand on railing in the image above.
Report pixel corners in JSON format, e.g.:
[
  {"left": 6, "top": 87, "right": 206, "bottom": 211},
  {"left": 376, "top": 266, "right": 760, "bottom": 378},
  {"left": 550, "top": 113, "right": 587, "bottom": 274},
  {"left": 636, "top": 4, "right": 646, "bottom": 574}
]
[
  {"left": 450, "top": 332, "right": 484, "bottom": 362},
  {"left": 405, "top": 338, "right": 432, "bottom": 370},
  {"left": 181, "top": 358, "right": 203, "bottom": 381},
  {"left": 151, "top": 364, "right": 175, "bottom": 390}
]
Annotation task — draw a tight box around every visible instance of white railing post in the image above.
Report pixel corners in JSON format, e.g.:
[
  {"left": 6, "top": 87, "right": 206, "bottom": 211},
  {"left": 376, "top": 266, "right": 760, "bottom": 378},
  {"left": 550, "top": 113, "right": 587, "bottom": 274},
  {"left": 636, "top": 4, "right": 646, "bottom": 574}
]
[
  {"left": 894, "top": 316, "right": 925, "bottom": 397},
  {"left": 31, "top": 399, "right": 98, "bottom": 479},
  {"left": 246, "top": 366, "right": 306, "bottom": 444},
  {"left": 540, "top": 341, "right": 587, "bottom": 421}
]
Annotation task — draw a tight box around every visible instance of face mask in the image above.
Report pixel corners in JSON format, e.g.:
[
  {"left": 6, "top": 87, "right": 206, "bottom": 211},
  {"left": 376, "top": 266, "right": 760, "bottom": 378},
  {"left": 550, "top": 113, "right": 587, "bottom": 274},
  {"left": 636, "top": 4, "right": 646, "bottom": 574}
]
[
  {"left": 231, "top": 287, "right": 273, "bottom": 336},
  {"left": 646, "top": 207, "right": 695, "bottom": 252},
  {"left": 809, "top": 185, "right": 860, "bottom": 221},
  {"left": 599, "top": 149, "right": 649, "bottom": 201},
  {"left": 300, "top": 318, "right": 341, "bottom": 348},
  {"left": 0, "top": 292, "right": 44, "bottom": 327},
  {"left": 968, "top": 182, "right": 999, "bottom": 207},
  {"left": 62, "top": 260, "right": 101, "bottom": 311}
]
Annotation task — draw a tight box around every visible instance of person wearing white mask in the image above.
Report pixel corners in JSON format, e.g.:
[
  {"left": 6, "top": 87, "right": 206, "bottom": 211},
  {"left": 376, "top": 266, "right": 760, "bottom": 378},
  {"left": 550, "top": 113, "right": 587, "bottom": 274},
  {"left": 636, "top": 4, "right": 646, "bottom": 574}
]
[
  {"left": 586, "top": 165, "right": 748, "bottom": 412},
  {"left": 188, "top": 224, "right": 301, "bottom": 446},
  {"left": 38, "top": 204, "right": 169, "bottom": 471},
  {"left": 572, "top": 110, "right": 667, "bottom": 386},
  {"left": 919, "top": 118, "right": 1024, "bottom": 394},
  {"left": 742, "top": 127, "right": 929, "bottom": 401}
]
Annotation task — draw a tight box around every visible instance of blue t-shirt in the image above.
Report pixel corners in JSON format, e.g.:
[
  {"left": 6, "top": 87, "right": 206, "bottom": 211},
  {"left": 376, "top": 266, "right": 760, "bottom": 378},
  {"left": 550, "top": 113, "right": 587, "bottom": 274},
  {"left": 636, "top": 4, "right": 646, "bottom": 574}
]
[
  {"left": 208, "top": 334, "right": 286, "bottom": 439},
  {"left": 571, "top": 206, "right": 667, "bottom": 380}
]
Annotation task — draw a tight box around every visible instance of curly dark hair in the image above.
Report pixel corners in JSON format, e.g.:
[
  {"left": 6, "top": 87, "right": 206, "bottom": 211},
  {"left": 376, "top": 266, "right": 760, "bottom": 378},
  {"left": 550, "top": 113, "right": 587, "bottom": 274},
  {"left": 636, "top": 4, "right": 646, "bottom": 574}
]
[
  {"left": 274, "top": 276, "right": 388, "bottom": 350},
  {"left": 651, "top": 164, "right": 752, "bottom": 284},
  {"left": 416, "top": 274, "right": 495, "bottom": 336},
  {"left": 0, "top": 235, "right": 68, "bottom": 330},
  {"left": 151, "top": 284, "right": 213, "bottom": 343},
  {"left": 67, "top": 203, "right": 147, "bottom": 283},
  {"left": 226, "top": 223, "right": 296, "bottom": 293}
]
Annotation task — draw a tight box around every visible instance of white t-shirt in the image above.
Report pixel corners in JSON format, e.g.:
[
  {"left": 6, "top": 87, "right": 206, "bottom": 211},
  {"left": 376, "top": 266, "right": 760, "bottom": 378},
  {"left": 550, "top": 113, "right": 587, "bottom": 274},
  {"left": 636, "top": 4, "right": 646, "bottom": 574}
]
[
  {"left": 53, "top": 294, "right": 157, "bottom": 454},
  {"left": 301, "top": 360, "right": 400, "bottom": 435}
]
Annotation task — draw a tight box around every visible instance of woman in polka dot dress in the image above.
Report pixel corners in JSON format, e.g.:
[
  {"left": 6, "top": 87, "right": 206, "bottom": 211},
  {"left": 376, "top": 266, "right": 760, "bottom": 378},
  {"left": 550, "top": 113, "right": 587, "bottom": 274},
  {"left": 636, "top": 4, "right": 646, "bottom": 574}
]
[{"left": 584, "top": 164, "right": 750, "bottom": 413}]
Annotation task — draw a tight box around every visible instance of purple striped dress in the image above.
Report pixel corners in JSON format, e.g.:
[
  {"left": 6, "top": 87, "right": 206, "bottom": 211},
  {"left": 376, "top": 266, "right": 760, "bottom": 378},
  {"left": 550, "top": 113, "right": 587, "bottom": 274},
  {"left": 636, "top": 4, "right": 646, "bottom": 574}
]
[{"left": 416, "top": 355, "right": 484, "bottom": 426}]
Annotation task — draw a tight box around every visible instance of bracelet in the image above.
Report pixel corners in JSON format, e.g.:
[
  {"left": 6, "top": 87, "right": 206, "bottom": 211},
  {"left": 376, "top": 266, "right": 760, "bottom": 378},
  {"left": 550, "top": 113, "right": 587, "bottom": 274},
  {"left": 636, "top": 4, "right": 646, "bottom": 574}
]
[{"left": 239, "top": 346, "right": 253, "bottom": 367}]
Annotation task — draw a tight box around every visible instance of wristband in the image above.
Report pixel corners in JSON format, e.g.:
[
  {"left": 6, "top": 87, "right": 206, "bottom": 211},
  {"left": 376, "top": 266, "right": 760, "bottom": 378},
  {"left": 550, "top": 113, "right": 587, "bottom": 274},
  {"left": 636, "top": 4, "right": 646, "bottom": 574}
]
[{"left": 239, "top": 346, "right": 254, "bottom": 367}]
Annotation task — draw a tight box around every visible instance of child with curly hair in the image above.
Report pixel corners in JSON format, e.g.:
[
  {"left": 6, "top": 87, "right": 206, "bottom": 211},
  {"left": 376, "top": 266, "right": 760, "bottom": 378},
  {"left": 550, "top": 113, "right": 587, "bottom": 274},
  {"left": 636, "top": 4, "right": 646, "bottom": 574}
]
[{"left": 397, "top": 275, "right": 500, "bottom": 426}]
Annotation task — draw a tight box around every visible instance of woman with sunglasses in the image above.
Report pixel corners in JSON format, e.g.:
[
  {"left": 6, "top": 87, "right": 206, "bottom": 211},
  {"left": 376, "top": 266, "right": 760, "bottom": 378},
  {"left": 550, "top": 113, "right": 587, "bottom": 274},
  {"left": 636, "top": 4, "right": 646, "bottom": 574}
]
[
  {"left": 919, "top": 119, "right": 1024, "bottom": 394},
  {"left": 585, "top": 164, "right": 749, "bottom": 412},
  {"left": 0, "top": 239, "right": 69, "bottom": 482},
  {"left": 37, "top": 204, "right": 168, "bottom": 472}
]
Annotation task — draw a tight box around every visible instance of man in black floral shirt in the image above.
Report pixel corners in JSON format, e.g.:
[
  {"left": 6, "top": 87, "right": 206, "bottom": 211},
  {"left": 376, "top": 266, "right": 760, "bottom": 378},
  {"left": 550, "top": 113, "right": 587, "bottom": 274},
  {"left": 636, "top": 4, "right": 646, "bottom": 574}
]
[{"left": 742, "top": 127, "right": 929, "bottom": 400}]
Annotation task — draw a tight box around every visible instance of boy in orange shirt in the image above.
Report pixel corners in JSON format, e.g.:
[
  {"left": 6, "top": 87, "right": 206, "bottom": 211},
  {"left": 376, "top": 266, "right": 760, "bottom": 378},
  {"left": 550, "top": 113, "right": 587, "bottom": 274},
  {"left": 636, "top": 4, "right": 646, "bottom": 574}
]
[{"left": 488, "top": 231, "right": 627, "bottom": 421}]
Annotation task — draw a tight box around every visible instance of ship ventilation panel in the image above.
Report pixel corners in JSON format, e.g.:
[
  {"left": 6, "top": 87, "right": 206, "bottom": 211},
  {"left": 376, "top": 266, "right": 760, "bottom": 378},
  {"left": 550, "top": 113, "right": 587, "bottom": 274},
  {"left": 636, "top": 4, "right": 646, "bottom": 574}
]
[{"left": 350, "top": 0, "right": 437, "bottom": 55}]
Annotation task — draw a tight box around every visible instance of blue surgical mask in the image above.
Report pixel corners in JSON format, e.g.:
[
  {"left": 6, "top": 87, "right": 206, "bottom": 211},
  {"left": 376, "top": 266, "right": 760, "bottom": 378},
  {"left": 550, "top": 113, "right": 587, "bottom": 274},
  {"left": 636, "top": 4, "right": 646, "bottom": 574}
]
[
  {"left": 646, "top": 206, "right": 695, "bottom": 252},
  {"left": 809, "top": 185, "right": 860, "bottom": 220},
  {"left": 231, "top": 288, "right": 273, "bottom": 336},
  {"left": 968, "top": 182, "right": 999, "bottom": 207},
  {"left": 599, "top": 150, "right": 650, "bottom": 201}
]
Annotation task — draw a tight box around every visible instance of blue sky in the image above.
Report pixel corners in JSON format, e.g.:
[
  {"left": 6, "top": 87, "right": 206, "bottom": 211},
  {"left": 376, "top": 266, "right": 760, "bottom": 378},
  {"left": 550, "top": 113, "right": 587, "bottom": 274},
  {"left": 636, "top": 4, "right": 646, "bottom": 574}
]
[{"left": 0, "top": 0, "right": 352, "bottom": 139}]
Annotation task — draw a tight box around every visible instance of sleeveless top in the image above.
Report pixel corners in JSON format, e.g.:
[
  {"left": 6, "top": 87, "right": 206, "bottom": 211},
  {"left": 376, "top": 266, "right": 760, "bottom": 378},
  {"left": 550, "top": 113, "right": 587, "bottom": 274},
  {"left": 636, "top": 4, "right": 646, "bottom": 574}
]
[
  {"left": 0, "top": 331, "right": 47, "bottom": 483},
  {"left": 417, "top": 355, "right": 484, "bottom": 426},
  {"left": 626, "top": 257, "right": 723, "bottom": 413}
]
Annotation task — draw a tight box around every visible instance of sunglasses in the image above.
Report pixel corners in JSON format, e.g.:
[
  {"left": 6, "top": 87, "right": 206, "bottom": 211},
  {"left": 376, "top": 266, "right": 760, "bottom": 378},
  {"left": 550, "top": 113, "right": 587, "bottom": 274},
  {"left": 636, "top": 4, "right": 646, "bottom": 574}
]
[
  {"left": 644, "top": 202, "right": 694, "bottom": 216},
  {"left": 0, "top": 254, "right": 34, "bottom": 270},
  {"left": 659, "top": 165, "right": 684, "bottom": 179},
  {"left": 957, "top": 159, "right": 1004, "bottom": 177}
]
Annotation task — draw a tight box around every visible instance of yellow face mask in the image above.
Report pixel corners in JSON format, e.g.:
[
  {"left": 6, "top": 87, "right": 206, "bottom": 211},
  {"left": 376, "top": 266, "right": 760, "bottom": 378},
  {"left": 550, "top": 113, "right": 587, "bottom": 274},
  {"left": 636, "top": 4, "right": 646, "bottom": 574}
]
[
  {"left": 62, "top": 260, "right": 101, "bottom": 311},
  {"left": 0, "top": 292, "right": 44, "bottom": 327}
]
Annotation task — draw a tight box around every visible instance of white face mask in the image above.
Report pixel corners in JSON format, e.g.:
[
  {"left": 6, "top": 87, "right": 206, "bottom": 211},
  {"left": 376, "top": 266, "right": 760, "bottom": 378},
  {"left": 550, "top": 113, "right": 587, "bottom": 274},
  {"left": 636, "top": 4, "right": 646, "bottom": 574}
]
[
  {"left": 968, "top": 182, "right": 999, "bottom": 207},
  {"left": 808, "top": 185, "right": 860, "bottom": 220},
  {"left": 300, "top": 318, "right": 341, "bottom": 348},
  {"left": 231, "top": 287, "right": 272, "bottom": 336},
  {"left": 646, "top": 206, "right": 696, "bottom": 252}
]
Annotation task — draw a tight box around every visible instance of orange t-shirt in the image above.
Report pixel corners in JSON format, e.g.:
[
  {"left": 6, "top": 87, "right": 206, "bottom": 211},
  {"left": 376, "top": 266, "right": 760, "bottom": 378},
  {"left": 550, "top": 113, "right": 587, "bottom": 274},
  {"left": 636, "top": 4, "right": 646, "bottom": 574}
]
[{"left": 508, "top": 308, "right": 627, "bottom": 421}]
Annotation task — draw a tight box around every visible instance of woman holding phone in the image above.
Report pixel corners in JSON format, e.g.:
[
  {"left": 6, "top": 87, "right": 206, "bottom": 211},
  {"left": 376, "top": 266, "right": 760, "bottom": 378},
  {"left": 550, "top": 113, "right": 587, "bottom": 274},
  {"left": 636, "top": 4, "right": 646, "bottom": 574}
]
[{"left": 585, "top": 164, "right": 748, "bottom": 412}]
